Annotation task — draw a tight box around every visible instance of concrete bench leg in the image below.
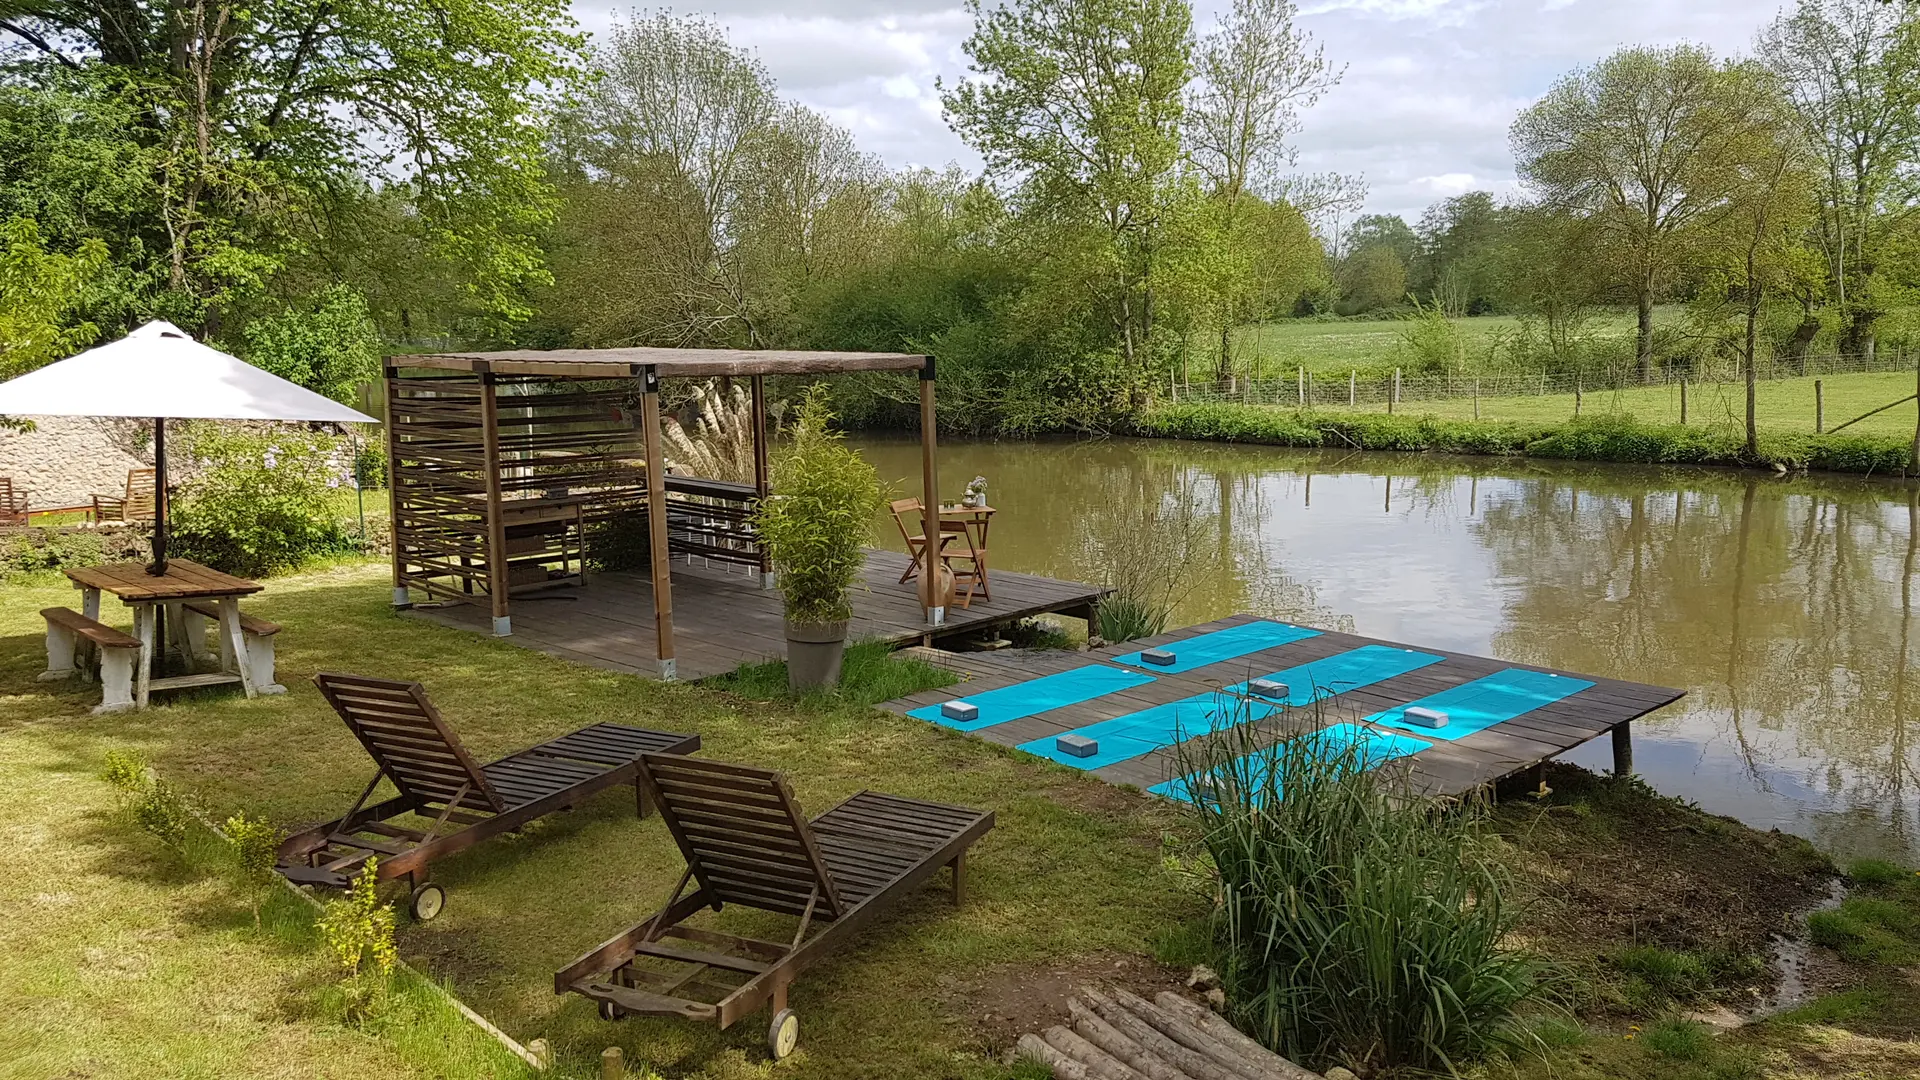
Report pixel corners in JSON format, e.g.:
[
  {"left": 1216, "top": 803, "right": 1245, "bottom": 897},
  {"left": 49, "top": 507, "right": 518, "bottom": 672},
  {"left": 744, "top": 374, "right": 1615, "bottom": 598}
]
[
  {"left": 181, "top": 608, "right": 220, "bottom": 665},
  {"left": 39, "top": 621, "right": 77, "bottom": 682},
  {"left": 93, "top": 649, "right": 136, "bottom": 714},
  {"left": 246, "top": 632, "right": 286, "bottom": 695}
]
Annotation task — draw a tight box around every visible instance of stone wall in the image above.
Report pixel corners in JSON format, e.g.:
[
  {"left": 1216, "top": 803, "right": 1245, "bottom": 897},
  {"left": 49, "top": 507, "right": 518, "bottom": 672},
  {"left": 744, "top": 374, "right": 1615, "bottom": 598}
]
[{"left": 0, "top": 417, "right": 155, "bottom": 510}]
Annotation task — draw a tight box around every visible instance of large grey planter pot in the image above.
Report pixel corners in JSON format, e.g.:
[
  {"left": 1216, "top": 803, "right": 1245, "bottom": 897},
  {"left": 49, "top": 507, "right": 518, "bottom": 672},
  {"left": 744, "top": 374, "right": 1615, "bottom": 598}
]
[{"left": 786, "top": 619, "right": 850, "bottom": 691}]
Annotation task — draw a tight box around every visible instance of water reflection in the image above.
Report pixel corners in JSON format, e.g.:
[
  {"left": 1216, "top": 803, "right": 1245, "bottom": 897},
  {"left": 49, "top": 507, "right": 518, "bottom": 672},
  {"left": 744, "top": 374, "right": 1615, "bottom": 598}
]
[{"left": 856, "top": 435, "right": 1920, "bottom": 865}]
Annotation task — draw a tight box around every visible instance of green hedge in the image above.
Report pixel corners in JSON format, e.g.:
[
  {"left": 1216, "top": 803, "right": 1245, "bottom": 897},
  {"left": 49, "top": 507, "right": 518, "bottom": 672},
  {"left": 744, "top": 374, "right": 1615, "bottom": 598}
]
[{"left": 1135, "top": 403, "right": 1916, "bottom": 477}]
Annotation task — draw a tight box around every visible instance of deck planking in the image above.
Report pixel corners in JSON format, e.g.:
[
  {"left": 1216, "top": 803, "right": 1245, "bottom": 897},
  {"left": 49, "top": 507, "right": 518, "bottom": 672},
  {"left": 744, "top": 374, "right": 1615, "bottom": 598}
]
[
  {"left": 881, "top": 613, "right": 1685, "bottom": 801},
  {"left": 403, "top": 548, "right": 1106, "bottom": 682}
]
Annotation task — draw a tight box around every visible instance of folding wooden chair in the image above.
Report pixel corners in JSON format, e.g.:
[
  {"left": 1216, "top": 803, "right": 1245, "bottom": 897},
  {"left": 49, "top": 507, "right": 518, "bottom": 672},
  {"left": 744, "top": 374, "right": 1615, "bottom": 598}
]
[
  {"left": 277, "top": 673, "right": 701, "bottom": 920},
  {"left": 556, "top": 754, "right": 994, "bottom": 1060},
  {"left": 92, "top": 468, "right": 160, "bottom": 523},
  {"left": 939, "top": 514, "right": 989, "bottom": 606},
  {"left": 0, "top": 477, "right": 27, "bottom": 526},
  {"left": 889, "top": 497, "right": 959, "bottom": 583}
]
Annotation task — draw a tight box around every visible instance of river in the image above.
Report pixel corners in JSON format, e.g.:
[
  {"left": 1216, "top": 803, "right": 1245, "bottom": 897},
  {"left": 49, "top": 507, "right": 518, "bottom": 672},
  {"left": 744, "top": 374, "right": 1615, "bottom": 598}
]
[{"left": 855, "top": 435, "right": 1920, "bottom": 867}]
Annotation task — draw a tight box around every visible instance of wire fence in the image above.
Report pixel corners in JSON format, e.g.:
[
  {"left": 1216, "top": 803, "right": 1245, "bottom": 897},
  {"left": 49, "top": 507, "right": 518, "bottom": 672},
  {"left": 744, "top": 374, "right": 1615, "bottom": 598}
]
[{"left": 1167, "top": 349, "right": 1920, "bottom": 432}]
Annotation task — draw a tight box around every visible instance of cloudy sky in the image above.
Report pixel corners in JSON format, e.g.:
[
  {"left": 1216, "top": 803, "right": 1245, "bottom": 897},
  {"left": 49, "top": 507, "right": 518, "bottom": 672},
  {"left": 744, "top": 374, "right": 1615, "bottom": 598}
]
[{"left": 566, "top": 0, "right": 1788, "bottom": 222}]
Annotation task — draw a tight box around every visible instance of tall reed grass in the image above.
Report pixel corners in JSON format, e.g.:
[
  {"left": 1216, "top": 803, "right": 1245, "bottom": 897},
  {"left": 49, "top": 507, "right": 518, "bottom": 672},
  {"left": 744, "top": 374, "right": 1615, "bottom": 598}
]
[{"left": 1173, "top": 712, "right": 1543, "bottom": 1075}]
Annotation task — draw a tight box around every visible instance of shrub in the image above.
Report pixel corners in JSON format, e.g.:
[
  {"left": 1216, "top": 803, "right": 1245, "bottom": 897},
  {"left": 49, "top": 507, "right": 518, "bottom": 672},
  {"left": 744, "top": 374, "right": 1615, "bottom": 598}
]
[
  {"left": 170, "top": 424, "right": 355, "bottom": 576},
  {"left": 1848, "top": 857, "right": 1909, "bottom": 887},
  {"left": 1176, "top": 713, "right": 1542, "bottom": 1074},
  {"left": 318, "top": 860, "right": 398, "bottom": 1022},
  {"left": 0, "top": 527, "right": 143, "bottom": 580},
  {"left": 751, "top": 387, "right": 885, "bottom": 625},
  {"left": 1640, "top": 1017, "right": 1712, "bottom": 1061},
  {"left": 133, "top": 777, "right": 192, "bottom": 850},
  {"left": 352, "top": 441, "right": 387, "bottom": 490},
  {"left": 100, "top": 748, "right": 149, "bottom": 799},
  {"left": 224, "top": 812, "right": 283, "bottom": 928}
]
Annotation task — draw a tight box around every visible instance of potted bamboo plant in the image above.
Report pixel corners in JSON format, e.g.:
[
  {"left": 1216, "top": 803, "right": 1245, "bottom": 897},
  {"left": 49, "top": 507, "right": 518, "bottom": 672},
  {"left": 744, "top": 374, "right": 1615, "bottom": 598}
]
[{"left": 752, "top": 387, "right": 885, "bottom": 690}]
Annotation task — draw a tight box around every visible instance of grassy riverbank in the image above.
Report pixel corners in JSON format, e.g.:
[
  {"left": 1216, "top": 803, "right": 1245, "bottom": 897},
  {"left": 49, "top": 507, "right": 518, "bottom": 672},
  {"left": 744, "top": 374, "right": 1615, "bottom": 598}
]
[
  {"left": 4, "top": 559, "right": 1918, "bottom": 1078},
  {"left": 1137, "top": 403, "right": 1918, "bottom": 477}
]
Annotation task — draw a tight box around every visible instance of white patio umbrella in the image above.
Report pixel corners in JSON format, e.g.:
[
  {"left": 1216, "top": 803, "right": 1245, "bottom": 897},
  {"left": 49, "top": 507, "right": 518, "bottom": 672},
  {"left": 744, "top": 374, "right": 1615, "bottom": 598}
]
[{"left": 0, "top": 320, "right": 377, "bottom": 575}]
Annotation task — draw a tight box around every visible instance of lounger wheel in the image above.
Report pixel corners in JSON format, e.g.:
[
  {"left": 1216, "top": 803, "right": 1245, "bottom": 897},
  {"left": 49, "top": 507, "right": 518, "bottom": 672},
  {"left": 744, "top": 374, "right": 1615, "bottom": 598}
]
[
  {"left": 599, "top": 998, "right": 623, "bottom": 1022},
  {"left": 409, "top": 881, "right": 446, "bottom": 921},
  {"left": 768, "top": 1008, "right": 799, "bottom": 1060}
]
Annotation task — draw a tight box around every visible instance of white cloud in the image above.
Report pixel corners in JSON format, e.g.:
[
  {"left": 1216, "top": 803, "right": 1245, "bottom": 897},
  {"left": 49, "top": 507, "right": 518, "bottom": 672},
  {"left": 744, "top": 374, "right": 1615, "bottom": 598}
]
[{"left": 568, "top": 0, "right": 1786, "bottom": 211}]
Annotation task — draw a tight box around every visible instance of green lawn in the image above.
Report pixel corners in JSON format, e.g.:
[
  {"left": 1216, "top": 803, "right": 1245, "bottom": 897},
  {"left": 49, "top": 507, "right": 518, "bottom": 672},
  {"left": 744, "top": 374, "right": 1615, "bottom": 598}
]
[
  {"left": 1344, "top": 369, "right": 1919, "bottom": 438},
  {"left": 5, "top": 557, "right": 1918, "bottom": 1079},
  {"left": 0, "top": 561, "right": 1196, "bottom": 1080},
  {"left": 1233, "top": 310, "right": 1652, "bottom": 375}
]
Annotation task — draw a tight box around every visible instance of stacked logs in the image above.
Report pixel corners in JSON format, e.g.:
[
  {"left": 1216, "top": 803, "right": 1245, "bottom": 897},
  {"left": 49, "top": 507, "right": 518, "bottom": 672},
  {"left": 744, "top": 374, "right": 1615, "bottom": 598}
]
[{"left": 1016, "top": 988, "right": 1325, "bottom": 1080}]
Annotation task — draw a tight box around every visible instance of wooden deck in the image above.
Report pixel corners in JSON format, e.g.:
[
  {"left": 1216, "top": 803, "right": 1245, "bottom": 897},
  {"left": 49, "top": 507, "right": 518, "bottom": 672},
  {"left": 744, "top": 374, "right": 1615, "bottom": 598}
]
[
  {"left": 883, "top": 613, "right": 1685, "bottom": 800},
  {"left": 403, "top": 549, "right": 1105, "bottom": 682}
]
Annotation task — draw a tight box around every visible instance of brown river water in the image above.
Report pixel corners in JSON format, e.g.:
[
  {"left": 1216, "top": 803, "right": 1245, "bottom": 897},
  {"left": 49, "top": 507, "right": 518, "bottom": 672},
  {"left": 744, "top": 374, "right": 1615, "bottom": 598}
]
[{"left": 855, "top": 434, "right": 1920, "bottom": 867}]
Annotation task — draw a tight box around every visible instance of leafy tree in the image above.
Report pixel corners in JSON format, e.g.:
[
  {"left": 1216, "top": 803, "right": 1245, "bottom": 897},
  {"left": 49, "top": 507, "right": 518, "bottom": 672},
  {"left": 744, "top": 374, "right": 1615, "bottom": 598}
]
[
  {"left": 0, "top": 216, "right": 109, "bottom": 379},
  {"left": 546, "top": 13, "right": 882, "bottom": 350},
  {"left": 1185, "top": 0, "right": 1339, "bottom": 382},
  {"left": 1759, "top": 0, "right": 1920, "bottom": 360},
  {"left": 1412, "top": 192, "right": 1508, "bottom": 315},
  {"left": 1335, "top": 243, "right": 1408, "bottom": 315},
  {"left": 1512, "top": 46, "right": 1790, "bottom": 379},
  {"left": 0, "top": 0, "right": 585, "bottom": 333},
  {"left": 241, "top": 285, "right": 383, "bottom": 404},
  {"left": 943, "top": 0, "right": 1194, "bottom": 372}
]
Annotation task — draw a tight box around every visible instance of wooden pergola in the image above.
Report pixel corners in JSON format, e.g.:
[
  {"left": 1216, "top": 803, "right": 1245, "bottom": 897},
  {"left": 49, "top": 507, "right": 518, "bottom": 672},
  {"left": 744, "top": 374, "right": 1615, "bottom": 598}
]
[{"left": 383, "top": 347, "right": 944, "bottom": 679}]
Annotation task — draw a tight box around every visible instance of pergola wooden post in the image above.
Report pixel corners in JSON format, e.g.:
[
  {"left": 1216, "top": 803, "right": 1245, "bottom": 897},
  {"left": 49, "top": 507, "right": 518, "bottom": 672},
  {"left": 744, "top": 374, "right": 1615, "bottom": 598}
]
[
  {"left": 640, "top": 365, "right": 676, "bottom": 679},
  {"left": 920, "top": 357, "right": 943, "bottom": 626},
  {"left": 479, "top": 370, "right": 512, "bottom": 636},
  {"left": 750, "top": 374, "right": 772, "bottom": 590}
]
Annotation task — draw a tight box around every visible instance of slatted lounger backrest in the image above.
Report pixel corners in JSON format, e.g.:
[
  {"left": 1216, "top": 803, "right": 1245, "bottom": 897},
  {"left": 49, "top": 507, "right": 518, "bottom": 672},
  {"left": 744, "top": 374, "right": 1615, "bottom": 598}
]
[
  {"left": 636, "top": 754, "right": 846, "bottom": 920},
  {"left": 314, "top": 673, "right": 508, "bottom": 815}
]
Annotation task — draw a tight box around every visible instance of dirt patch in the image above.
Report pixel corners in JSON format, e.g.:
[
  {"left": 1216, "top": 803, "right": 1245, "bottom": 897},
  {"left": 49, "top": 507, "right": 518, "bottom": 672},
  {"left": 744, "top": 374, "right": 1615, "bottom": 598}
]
[
  {"left": 939, "top": 952, "right": 1192, "bottom": 1052},
  {"left": 1496, "top": 763, "right": 1837, "bottom": 1009}
]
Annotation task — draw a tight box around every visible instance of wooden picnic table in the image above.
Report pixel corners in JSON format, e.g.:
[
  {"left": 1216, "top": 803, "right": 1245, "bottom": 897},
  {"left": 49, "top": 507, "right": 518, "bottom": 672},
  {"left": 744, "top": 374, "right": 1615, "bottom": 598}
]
[{"left": 66, "top": 559, "right": 266, "bottom": 709}]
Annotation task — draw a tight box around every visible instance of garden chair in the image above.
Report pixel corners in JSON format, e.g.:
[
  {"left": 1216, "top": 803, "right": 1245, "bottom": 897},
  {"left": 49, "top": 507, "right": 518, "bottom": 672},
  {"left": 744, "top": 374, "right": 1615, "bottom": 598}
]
[
  {"left": 888, "top": 497, "right": 960, "bottom": 584},
  {"left": 939, "top": 513, "right": 990, "bottom": 606},
  {"left": 277, "top": 673, "right": 701, "bottom": 921},
  {"left": 0, "top": 477, "right": 26, "bottom": 526},
  {"left": 91, "top": 468, "right": 160, "bottom": 523},
  {"left": 555, "top": 753, "right": 994, "bottom": 1060}
]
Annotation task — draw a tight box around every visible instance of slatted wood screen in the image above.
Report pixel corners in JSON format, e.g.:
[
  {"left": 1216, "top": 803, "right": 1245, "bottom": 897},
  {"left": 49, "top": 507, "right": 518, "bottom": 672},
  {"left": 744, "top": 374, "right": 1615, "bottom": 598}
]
[{"left": 388, "top": 371, "right": 652, "bottom": 606}]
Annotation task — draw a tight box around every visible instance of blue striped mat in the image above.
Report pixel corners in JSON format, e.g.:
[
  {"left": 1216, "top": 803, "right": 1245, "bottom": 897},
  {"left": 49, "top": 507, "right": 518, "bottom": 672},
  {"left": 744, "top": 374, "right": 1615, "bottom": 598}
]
[
  {"left": 1150, "top": 723, "right": 1435, "bottom": 803},
  {"left": 1110, "top": 620, "right": 1321, "bottom": 674},
  {"left": 907, "top": 664, "right": 1157, "bottom": 732},
  {"left": 1368, "top": 668, "right": 1592, "bottom": 741}
]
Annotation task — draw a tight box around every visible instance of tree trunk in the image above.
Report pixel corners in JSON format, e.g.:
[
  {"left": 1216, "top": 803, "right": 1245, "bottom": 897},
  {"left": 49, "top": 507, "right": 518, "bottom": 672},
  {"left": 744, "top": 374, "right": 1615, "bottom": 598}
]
[
  {"left": 1745, "top": 251, "right": 1760, "bottom": 458},
  {"left": 1635, "top": 279, "right": 1655, "bottom": 383},
  {"left": 1784, "top": 313, "right": 1819, "bottom": 375}
]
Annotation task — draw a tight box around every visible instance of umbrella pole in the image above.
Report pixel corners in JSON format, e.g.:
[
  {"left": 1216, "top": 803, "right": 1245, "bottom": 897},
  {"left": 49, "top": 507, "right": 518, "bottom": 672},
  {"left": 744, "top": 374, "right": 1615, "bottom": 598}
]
[{"left": 150, "top": 417, "right": 168, "bottom": 576}]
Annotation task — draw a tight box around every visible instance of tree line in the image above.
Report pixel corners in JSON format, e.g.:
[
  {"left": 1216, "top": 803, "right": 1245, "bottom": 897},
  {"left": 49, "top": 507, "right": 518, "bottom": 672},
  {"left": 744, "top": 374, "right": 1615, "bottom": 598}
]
[{"left": 3, "top": 0, "right": 1918, "bottom": 438}]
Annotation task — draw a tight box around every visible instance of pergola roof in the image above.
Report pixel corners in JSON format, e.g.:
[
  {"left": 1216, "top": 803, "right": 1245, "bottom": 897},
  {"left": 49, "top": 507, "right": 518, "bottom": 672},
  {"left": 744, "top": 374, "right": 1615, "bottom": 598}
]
[{"left": 392, "top": 347, "right": 932, "bottom": 379}]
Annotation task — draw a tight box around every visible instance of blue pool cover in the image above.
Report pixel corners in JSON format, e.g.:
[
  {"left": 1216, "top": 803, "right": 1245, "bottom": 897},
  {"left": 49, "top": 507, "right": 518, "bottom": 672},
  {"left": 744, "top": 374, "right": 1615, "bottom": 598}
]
[
  {"left": 906, "top": 664, "right": 1158, "bottom": 732},
  {"left": 1224, "top": 644, "right": 1444, "bottom": 706},
  {"left": 1110, "top": 620, "right": 1321, "bottom": 674},
  {"left": 1149, "top": 723, "right": 1435, "bottom": 803},
  {"left": 1368, "top": 668, "right": 1593, "bottom": 741},
  {"left": 1018, "top": 644, "right": 1441, "bottom": 770}
]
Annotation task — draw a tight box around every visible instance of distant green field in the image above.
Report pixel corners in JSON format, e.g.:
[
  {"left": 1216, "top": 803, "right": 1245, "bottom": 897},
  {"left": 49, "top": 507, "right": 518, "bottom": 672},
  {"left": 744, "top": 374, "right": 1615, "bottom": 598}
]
[
  {"left": 1335, "top": 370, "right": 1918, "bottom": 438},
  {"left": 1233, "top": 310, "right": 1654, "bottom": 374}
]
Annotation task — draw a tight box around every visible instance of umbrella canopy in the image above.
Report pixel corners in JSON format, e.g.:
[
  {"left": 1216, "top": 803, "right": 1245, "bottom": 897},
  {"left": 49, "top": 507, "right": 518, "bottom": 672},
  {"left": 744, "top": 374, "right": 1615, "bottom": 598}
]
[
  {"left": 0, "top": 320, "right": 378, "bottom": 574},
  {"left": 0, "top": 320, "right": 376, "bottom": 422}
]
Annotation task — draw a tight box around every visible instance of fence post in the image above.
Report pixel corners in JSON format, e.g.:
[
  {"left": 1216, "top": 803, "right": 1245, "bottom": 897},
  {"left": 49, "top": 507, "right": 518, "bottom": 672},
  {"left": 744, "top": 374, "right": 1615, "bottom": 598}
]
[
  {"left": 1297, "top": 365, "right": 1305, "bottom": 408},
  {"left": 1390, "top": 368, "right": 1400, "bottom": 414},
  {"left": 1679, "top": 376, "right": 1688, "bottom": 425},
  {"left": 1473, "top": 377, "right": 1480, "bottom": 420},
  {"left": 1815, "top": 379, "right": 1823, "bottom": 433},
  {"left": 1348, "top": 369, "right": 1356, "bottom": 407},
  {"left": 1574, "top": 375, "right": 1582, "bottom": 419}
]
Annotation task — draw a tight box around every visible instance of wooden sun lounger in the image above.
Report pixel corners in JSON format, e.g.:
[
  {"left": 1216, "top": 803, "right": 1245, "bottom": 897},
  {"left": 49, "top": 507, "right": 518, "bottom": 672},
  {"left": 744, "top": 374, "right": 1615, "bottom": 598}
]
[
  {"left": 554, "top": 753, "right": 994, "bottom": 1060},
  {"left": 277, "top": 673, "right": 700, "bottom": 920}
]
